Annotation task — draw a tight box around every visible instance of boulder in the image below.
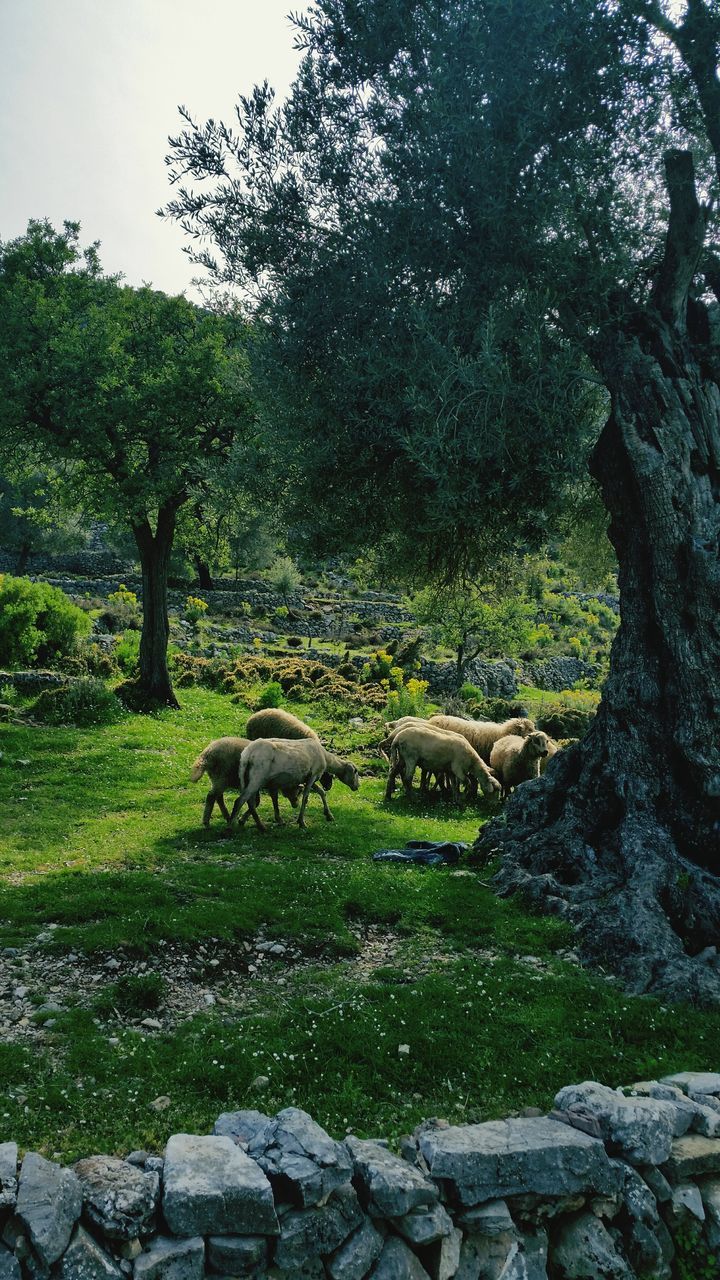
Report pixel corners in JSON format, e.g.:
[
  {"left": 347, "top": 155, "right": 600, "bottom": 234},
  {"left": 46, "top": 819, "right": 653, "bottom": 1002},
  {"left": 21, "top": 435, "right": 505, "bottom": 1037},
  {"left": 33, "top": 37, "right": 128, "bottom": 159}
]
[
  {"left": 419, "top": 1225, "right": 462, "bottom": 1280},
  {"left": 133, "top": 1234, "right": 204, "bottom": 1279},
  {"left": 162, "top": 1135, "right": 278, "bottom": 1237},
  {"left": 668, "top": 1182, "right": 705, "bottom": 1223},
  {"left": 248, "top": 1108, "right": 353, "bottom": 1208},
  {"left": 393, "top": 1203, "right": 453, "bottom": 1246},
  {"left": 456, "top": 1201, "right": 516, "bottom": 1237},
  {"left": 15, "top": 1152, "right": 82, "bottom": 1268},
  {"left": 73, "top": 1155, "right": 159, "bottom": 1241},
  {"left": 499, "top": 1231, "right": 548, "bottom": 1280},
  {"left": 274, "top": 1185, "right": 364, "bottom": 1271},
  {"left": 346, "top": 1138, "right": 439, "bottom": 1217},
  {"left": 370, "top": 1236, "right": 433, "bottom": 1280},
  {"left": 455, "top": 1232, "right": 518, "bottom": 1280},
  {"left": 327, "top": 1219, "right": 385, "bottom": 1280},
  {"left": 664, "top": 1135, "right": 720, "bottom": 1181},
  {"left": 56, "top": 1224, "right": 123, "bottom": 1279},
  {"left": 551, "top": 1213, "right": 634, "bottom": 1279},
  {"left": 213, "top": 1111, "right": 271, "bottom": 1149},
  {"left": 699, "top": 1177, "right": 720, "bottom": 1249},
  {"left": 418, "top": 1118, "right": 618, "bottom": 1206},
  {"left": 660, "top": 1072, "right": 720, "bottom": 1096},
  {"left": 553, "top": 1081, "right": 678, "bottom": 1164},
  {"left": 206, "top": 1233, "right": 269, "bottom": 1276},
  {"left": 0, "top": 1245, "right": 20, "bottom": 1280}
]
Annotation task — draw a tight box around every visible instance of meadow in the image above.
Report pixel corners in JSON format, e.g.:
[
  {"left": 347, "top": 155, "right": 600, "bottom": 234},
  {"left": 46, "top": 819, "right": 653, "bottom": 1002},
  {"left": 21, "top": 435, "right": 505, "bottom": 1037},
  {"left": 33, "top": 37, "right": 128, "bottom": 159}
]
[{"left": 1, "top": 685, "right": 718, "bottom": 1163}]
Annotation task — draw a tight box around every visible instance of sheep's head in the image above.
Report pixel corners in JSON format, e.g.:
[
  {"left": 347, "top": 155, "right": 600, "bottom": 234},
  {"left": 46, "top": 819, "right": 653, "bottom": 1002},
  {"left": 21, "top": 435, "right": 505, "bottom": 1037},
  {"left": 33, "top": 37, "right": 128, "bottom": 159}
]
[
  {"left": 525, "top": 731, "right": 550, "bottom": 758},
  {"left": 337, "top": 761, "right": 361, "bottom": 791},
  {"left": 508, "top": 717, "right": 536, "bottom": 737}
]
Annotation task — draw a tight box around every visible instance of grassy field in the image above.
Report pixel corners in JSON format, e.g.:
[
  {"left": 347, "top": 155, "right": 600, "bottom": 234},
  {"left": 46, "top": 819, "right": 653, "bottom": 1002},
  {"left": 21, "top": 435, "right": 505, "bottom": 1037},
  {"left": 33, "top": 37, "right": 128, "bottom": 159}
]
[{"left": 1, "top": 686, "right": 718, "bottom": 1162}]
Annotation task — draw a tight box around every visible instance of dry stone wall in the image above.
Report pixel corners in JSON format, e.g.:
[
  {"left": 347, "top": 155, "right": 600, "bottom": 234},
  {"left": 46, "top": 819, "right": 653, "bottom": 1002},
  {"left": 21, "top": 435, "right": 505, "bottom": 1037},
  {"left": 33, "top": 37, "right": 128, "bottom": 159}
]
[{"left": 2, "top": 1073, "right": 720, "bottom": 1278}]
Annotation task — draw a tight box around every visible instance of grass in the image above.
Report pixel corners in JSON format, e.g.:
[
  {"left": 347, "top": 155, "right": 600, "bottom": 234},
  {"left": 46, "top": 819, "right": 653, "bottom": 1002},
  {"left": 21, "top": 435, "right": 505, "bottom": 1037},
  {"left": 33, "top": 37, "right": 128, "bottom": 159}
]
[{"left": 1, "top": 686, "right": 718, "bottom": 1162}]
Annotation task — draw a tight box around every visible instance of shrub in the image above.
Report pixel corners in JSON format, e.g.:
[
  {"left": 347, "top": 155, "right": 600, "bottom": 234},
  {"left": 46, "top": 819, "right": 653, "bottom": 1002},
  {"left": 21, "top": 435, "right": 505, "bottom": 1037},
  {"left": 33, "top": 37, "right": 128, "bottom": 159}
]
[
  {"left": 286, "top": 635, "right": 304, "bottom": 648},
  {"left": 535, "top": 689, "right": 599, "bottom": 738},
  {"left": 114, "top": 630, "right": 141, "bottom": 676},
  {"left": 59, "top": 641, "right": 119, "bottom": 679},
  {"left": 257, "top": 681, "right": 284, "bottom": 709},
  {"left": 93, "top": 973, "right": 167, "bottom": 1019},
  {"left": 275, "top": 605, "right": 289, "bottom": 620},
  {"left": 32, "top": 677, "right": 122, "bottom": 727},
  {"left": 0, "top": 575, "right": 91, "bottom": 667},
  {"left": 268, "top": 555, "right": 302, "bottom": 598},
  {"left": 469, "top": 695, "right": 532, "bottom": 721},
  {"left": 101, "top": 585, "right": 141, "bottom": 632},
  {"left": 185, "top": 595, "right": 209, "bottom": 625},
  {"left": 386, "top": 678, "right": 429, "bottom": 720}
]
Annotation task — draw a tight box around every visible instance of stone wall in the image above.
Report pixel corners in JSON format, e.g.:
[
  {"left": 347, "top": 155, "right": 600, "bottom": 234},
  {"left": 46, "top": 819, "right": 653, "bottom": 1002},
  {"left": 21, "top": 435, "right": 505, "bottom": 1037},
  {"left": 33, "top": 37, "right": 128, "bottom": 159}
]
[{"left": 2, "top": 1072, "right": 719, "bottom": 1278}]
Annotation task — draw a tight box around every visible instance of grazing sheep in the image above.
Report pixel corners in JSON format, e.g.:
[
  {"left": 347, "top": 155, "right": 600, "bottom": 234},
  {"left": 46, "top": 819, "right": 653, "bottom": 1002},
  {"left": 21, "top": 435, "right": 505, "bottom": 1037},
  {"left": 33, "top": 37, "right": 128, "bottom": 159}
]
[
  {"left": 246, "top": 708, "right": 319, "bottom": 741},
  {"left": 489, "top": 731, "right": 550, "bottom": 799},
  {"left": 190, "top": 737, "right": 325, "bottom": 831},
  {"left": 387, "top": 725, "right": 501, "bottom": 803},
  {"left": 230, "top": 738, "right": 360, "bottom": 830},
  {"left": 429, "top": 714, "right": 535, "bottom": 764}
]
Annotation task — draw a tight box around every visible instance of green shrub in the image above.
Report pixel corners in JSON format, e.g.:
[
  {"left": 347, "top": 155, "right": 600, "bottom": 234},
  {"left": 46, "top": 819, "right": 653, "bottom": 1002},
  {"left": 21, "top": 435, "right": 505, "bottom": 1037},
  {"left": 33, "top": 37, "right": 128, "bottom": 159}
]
[
  {"left": 114, "top": 630, "right": 141, "bottom": 675},
  {"left": 286, "top": 635, "right": 304, "bottom": 648},
  {"left": 59, "top": 641, "right": 119, "bottom": 679},
  {"left": 32, "top": 678, "right": 122, "bottom": 727},
  {"left": 257, "top": 681, "right": 284, "bottom": 708},
  {"left": 185, "top": 595, "right": 209, "bottom": 625},
  {"left": 268, "top": 555, "right": 302, "bottom": 598},
  {"left": 535, "top": 689, "right": 599, "bottom": 738},
  {"left": 386, "top": 678, "right": 429, "bottom": 720},
  {"left": 469, "top": 695, "right": 532, "bottom": 722},
  {"left": 0, "top": 574, "right": 91, "bottom": 668},
  {"left": 101, "top": 585, "right": 141, "bottom": 633},
  {"left": 93, "top": 973, "right": 167, "bottom": 1019}
]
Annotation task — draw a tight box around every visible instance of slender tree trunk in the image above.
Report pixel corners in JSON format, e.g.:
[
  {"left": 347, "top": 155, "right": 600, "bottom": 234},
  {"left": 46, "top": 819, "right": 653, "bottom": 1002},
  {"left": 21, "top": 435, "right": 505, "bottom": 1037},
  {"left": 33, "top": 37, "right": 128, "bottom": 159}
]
[
  {"left": 455, "top": 641, "right": 466, "bottom": 689},
  {"left": 194, "top": 555, "right": 214, "bottom": 591},
  {"left": 132, "top": 504, "right": 180, "bottom": 708},
  {"left": 475, "top": 156, "right": 720, "bottom": 1006},
  {"left": 15, "top": 541, "right": 31, "bottom": 575}
]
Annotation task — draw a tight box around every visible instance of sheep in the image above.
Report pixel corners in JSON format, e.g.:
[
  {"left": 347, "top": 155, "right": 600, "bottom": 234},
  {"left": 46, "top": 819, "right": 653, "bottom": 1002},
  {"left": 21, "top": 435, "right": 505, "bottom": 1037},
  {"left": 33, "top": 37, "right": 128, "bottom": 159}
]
[
  {"left": 429, "top": 714, "right": 535, "bottom": 764},
  {"left": 190, "top": 737, "right": 327, "bottom": 831},
  {"left": 387, "top": 724, "right": 501, "bottom": 803},
  {"left": 246, "top": 708, "right": 320, "bottom": 742},
  {"left": 539, "top": 736, "right": 559, "bottom": 775},
  {"left": 489, "top": 731, "right": 550, "bottom": 799},
  {"left": 230, "top": 738, "right": 360, "bottom": 830}
]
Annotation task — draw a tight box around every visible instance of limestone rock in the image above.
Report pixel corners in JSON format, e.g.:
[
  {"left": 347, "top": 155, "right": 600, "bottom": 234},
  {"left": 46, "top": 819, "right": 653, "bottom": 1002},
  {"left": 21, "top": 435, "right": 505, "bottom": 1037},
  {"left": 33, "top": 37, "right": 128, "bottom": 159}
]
[
  {"left": 73, "top": 1155, "right": 159, "bottom": 1241},
  {"left": 660, "top": 1072, "right": 720, "bottom": 1096},
  {"left": 637, "top": 1165, "right": 672, "bottom": 1203},
  {"left": 456, "top": 1200, "right": 516, "bottom": 1236},
  {"left": 553, "top": 1081, "right": 678, "bottom": 1164},
  {"left": 499, "top": 1231, "right": 548, "bottom": 1280},
  {"left": 248, "top": 1108, "right": 353, "bottom": 1209},
  {"left": 346, "top": 1137, "right": 438, "bottom": 1217},
  {"left": 213, "top": 1111, "right": 271, "bottom": 1149},
  {"left": 393, "top": 1203, "right": 453, "bottom": 1246},
  {"left": 370, "top": 1235, "right": 433, "bottom": 1280},
  {"left": 664, "top": 1134, "right": 720, "bottom": 1181},
  {"left": 206, "top": 1233, "right": 269, "bottom": 1276},
  {"left": 699, "top": 1177, "right": 720, "bottom": 1249},
  {"left": 274, "top": 1185, "right": 364, "bottom": 1271},
  {"left": 162, "top": 1134, "right": 278, "bottom": 1237},
  {"left": 551, "top": 1213, "right": 634, "bottom": 1279},
  {"left": 327, "top": 1219, "right": 385, "bottom": 1280},
  {"left": 419, "top": 1118, "right": 618, "bottom": 1207},
  {"left": 668, "top": 1181, "right": 705, "bottom": 1223},
  {"left": 133, "top": 1234, "right": 204, "bottom": 1279},
  {"left": 420, "top": 1224, "right": 462, "bottom": 1280},
  {"left": 15, "top": 1152, "right": 82, "bottom": 1268},
  {"left": 0, "top": 1145, "right": 17, "bottom": 1214},
  {"left": 612, "top": 1162, "right": 672, "bottom": 1280},
  {"left": 456, "top": 1232, "right": 518, "bottom": 1280},
  {"left": 56, "top": 1224, "right": 123, "bottom": 1279},
  {"left": 0, "top": 1245, "right": 20, "bottom": 1280}
]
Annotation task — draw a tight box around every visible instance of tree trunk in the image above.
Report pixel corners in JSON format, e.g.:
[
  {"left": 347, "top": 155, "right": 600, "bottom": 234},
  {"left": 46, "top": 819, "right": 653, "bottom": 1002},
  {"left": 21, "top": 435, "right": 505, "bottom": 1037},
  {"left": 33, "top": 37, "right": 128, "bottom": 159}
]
[
  {"left": 15, "top": 541, "right": 31, "bottom": 575},
  {"left": 194, "top": 555, "right": 214, "bottom": 591},
  {"left": 132, "top": 505, "right": 180, "bottom": 708},
  {"left": 475, "top": 312, "right": 720, "bottom": 1005}
]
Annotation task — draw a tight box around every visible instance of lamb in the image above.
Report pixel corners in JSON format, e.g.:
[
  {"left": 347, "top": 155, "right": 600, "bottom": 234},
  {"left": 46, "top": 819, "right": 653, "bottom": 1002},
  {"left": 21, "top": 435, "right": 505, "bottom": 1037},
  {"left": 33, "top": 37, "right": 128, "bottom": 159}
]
[
  {"left": 387, "top": 724, "right": 501, "bottom": 803},
  {"left": 489, "top": 731, "right": 550, "bottom": 799},
  {"left": 230, "top": 738, "right": 360, "bottom": 830},
  {"left": 429, "top": 714, "right": 535, "bottom": 764},
  {"left": 190, "top": 736, "right": 326, "bottom": 831}
]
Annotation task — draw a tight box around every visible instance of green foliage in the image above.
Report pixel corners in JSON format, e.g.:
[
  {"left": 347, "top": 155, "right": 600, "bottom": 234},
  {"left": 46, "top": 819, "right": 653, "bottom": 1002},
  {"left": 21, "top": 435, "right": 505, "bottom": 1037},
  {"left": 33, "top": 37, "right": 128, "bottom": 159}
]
[
  {"left": 0, "top": 574, "right": 91, "bottom": 667},
  {"left": 386, "top": 677, "right": 429, "bottom": 720},
  {"left": 274, "top": 605, "right": 289, "bottom": 620},
  {"left": 268, "top": 556, "right": 302, "bottom": 599},
  {"left": 672, "top": 1225, "right": 717, "bottom": 1280},
  {"left": 534, "top": 689, "right": 600, "bottom": 739},
  {"left": 257, "top": 680, "right": 285, "bottom": 709},
  {"left": 31, "top": 677, "right": 122, "bottom": 727},
  {"left": 113, "top": 630, "right": 141, "bottom": 675},
  {"left": 102, "top": 585, "right": 141, "bottom": 632},
  {"left": 0, "top": 471, "right": 89, "bottom": 570},
  {"left": 185, "top": 595, "right": 209, "bottom": 626},
  {"left": 414, "top": 584, "right": 533, "bottom": 677},
  {"left": 93, "top": 973, "right": 167, "bottom": 1020}
]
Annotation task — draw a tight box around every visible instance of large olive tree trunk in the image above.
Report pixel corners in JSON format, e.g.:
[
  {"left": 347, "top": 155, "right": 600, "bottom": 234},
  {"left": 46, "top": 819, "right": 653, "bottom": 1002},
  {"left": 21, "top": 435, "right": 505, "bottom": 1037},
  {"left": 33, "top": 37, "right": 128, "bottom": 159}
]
[
  {"left": 132, "top": 503, "right": 180, "bottom": 708},
  {"left": 475, "top": 153, "right": 720, "bottom": 1005}
]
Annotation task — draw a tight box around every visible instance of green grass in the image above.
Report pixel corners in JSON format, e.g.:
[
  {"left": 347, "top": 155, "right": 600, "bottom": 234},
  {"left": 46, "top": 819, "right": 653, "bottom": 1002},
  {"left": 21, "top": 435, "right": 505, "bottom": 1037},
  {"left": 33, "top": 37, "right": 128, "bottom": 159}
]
[{"left": 1, "top": 686, "right": 718, "bottom": 1161}]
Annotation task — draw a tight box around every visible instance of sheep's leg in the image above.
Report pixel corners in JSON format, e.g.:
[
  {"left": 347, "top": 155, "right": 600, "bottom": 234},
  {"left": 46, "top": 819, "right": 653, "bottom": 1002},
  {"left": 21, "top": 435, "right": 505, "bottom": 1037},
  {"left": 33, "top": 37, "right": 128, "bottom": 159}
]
[
  {"left": 420, "top": 768, "right": 432, "bottom": 796},
  {"left": 269, "top": 786, "right": 285, "bottom": 824},
  {"left": 310, "top": 781, "right": 334, "bottom": 822},
  {"left": 296, "top": 774, "right": 315, "bottom": 828},
  {"left": 384, "top": 759, "right": 403, "bottom": 801},
  {"left": 203, "top": 790, "right": 217, "bottom": 827},
  {"left": 230, "top": 778, "right": 268, "bottom": 833},
  {"left": 216, "top": 792, "right": 233, "bottom": 824},
  {"left": 401, "top": 757, "right": 417, "bottom": 797}
]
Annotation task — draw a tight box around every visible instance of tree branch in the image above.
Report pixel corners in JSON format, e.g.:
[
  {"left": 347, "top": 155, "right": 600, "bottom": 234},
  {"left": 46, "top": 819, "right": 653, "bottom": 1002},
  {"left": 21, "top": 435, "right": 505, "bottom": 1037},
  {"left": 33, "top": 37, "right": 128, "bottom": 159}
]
[{"left": 651, "top": 150, "right": 706, "bottom": 329}]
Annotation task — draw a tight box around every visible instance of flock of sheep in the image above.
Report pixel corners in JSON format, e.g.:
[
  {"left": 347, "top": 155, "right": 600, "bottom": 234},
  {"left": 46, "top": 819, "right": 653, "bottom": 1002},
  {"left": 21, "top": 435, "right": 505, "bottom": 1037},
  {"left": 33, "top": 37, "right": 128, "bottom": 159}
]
[{"left": 191, "top": 708, "right": 557, "bottom": 832}]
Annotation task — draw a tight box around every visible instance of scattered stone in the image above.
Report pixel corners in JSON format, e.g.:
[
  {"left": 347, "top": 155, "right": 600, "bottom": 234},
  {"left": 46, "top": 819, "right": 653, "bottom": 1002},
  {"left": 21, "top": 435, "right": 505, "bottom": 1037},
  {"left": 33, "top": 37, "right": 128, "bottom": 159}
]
[
  {"left": 346, "top": 1137, "right": 438, "bottom": 1217},
  {"left": 206, "top": 1233, "right": 268, "bottom": 1276},
  {"left": 250, "top": 1075, "right": 269, "bottom": 1090},
  {"left": 162, "top": 1134, "right": 278, "bottom": 1237},
  {"left": 273, "top": 1185, "right": 363, "bottom": 1270},
  {"left": 116, "top": 1238, "right": 143, "bottom": 1261},
  {"left": 134, "top": 1234, "right": 204, "bottom": 1279},
  {"left": 392, "top": 1203, "right": 453, "bottom": 1246},
  {"left": 15, "top": 1152, "right": 82, "bottom": 1268},
  {"left": 125, "top": 1152, "right": 150, "bottom": 1168},
  {"left": 248, "top": 1108, "right": 353, "bottom": 1209},
  {"left": 57, "top": 1224, "right": 123, "bottom": 1278},
  {"left": 370, "top": 1235, "right": 432, "bottom": 1280},
  {"left": 326, "top": 1219, "right": 384, "bottom": 1280},
  {"left": 149, "top": 1096, "right": 171, "bottom": 1112},
  {"left": 140, "top": 1018, "right": 162, "bottom": 1030},
  {"left": 668, "top": 1181, "right": 705, "bottom": 1223},
  {"left": 419, "top": 1117, "right": 618, "bottom": 1206},
  {"left": 73, "top": 1155, "right": 159, "bottom": 1241},
  {"left": 551, "top": 1212, "right": 634, "bottom": 1279},
  {"left": 660, "top": 1072, "right": 720, "bottom": 1096},
  {"left": 553, "top": 1081, "right": 679, "bottom": 1164}
]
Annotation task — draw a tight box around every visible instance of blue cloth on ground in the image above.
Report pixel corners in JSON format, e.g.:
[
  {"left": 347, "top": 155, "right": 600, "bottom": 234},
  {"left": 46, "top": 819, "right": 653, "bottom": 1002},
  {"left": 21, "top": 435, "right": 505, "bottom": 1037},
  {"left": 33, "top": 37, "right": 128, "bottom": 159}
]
[{"left": 372, "top": 840, "right": 467, "bottom": 866}]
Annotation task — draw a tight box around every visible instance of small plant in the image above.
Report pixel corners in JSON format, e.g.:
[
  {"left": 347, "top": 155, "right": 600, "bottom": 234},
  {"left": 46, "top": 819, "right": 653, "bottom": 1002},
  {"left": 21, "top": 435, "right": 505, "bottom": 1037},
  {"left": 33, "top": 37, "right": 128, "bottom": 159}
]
[
  {"left": 102, "top": 585, "right": 141, "bottom": 632},
  {"left": 185, "top": 595, "right": 209, "bottom": 626},
  {"left": 93, "top": 973, "right": 167, "bottom": 1019},
  {"left": 257, "top": 680, "right": 284, "bottom": 709},
  {"left": 31, "top": 677, "right": 122, "bottom": 727},
  {"left": 0, "top": 574, "right": 91, "bottom": 667},
  {"left": 275, "top": 604, "right": 289, "bottom": 621},
  {"left": 268, "top": 555, "right": 302, "bottom": 599},
  {"left": 386, "top": 677, "right": 429, "bottom": 719},
  {"left": 114, "top": 630, "right": 141, "bottom": 675},
  {"left": 286, "top": 635, "right": 304, "bottom": 648}
]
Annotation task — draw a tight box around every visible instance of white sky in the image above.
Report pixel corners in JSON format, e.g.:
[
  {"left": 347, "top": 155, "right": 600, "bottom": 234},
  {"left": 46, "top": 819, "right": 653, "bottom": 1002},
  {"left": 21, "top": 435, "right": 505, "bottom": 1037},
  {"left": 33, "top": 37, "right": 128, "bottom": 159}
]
[{"left": 0, "top": 1, "right": 306, "bottom": 296}]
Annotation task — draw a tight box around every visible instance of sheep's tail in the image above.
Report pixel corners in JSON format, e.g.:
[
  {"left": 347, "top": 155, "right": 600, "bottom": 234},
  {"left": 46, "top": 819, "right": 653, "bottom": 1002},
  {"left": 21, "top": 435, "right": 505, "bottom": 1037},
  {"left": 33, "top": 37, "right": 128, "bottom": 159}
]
[{"left": 190, "top": 751, "right": 207, "bottom": 783}]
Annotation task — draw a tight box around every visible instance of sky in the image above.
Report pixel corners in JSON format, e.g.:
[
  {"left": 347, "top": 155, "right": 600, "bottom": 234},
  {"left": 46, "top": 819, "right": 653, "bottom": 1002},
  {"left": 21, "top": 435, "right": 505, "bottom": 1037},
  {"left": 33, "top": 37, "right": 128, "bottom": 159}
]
[{"left": 0, "top": 1, "right": 306, "bottom": 297}]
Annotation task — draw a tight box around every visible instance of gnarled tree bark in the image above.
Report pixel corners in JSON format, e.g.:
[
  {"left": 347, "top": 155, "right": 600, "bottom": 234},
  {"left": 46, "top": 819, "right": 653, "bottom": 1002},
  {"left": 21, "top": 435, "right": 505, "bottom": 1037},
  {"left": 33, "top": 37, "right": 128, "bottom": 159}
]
[
  {"left": 132, "top": 502, "right": 181, "bottom": 708},
  {"left": 475, "top": 151, "right": 720, "bottom": 1005}
]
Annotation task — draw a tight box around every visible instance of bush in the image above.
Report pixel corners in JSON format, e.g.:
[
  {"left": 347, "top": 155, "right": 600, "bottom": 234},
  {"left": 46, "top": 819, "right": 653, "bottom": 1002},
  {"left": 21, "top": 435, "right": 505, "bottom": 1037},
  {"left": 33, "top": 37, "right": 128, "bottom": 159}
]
[
  {"left": 185, "top": 595, "right": 209, "bottom": 625},
  {"left": 93, "top": 973, "right": 167, "bottom": 1019},
  {"left": 100, "top": 585, "right": 141, "bottom": 633},
  {"left": 268, "top": 555, "right": 302, "bottom": 598},
  {"left": 32, "top": 677, "right": 122, "bottom": 726},
  {"left": 535, "top": 689, "right": 599, "bottom": 738},
  {"left": 257, "top": 681, "right": 284, "bottom": 709},
  {"left": 114, "top": 630, "right": 142, "bottom": 676},
  {"left": 59, "top": 641, "right": 119, "bottom": 679},
  {"left": 0, "top": 575, "right": 91, "bottom": 668},
  {"left": 286, "top": 635, "right": 304, "bottom": 648},
  {"left": 467, "top": 695, "right": 532, "bottom": 722},
  {"left": 386, "top": 678, "right": 429, "bottom": 720}
]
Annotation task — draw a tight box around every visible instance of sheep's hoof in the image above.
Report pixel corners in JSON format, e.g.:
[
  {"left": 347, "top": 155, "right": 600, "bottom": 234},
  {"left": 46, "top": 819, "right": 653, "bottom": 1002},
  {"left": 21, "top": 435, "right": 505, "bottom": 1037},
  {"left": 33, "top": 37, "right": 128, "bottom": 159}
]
[{"left": 325, "top": 813, "right": 335, "bottom": 823}]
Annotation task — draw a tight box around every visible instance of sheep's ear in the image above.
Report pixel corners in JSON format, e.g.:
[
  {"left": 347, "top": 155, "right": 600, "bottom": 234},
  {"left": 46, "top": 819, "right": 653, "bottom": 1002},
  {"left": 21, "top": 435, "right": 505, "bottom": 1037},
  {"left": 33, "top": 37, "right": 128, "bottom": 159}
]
[{"left": 321, "top": 771, "right": 334, "bottom": 790}]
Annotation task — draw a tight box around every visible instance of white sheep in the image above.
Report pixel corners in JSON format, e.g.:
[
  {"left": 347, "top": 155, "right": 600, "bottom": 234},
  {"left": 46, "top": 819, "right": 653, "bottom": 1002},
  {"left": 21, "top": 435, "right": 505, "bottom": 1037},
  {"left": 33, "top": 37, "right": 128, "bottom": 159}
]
[
  {"left": 429, "top": 714, "right": 536, "bottom": 764},
  {"left": 489, "top": 731, "right": 550, "bottom": 799},
  {"left": 191, "top": 736, "right": 326, "bottom": 831},
  {"left": 230, "top": 737, "right": 360, "bottom": 830},
  {"left": 246, "top": 708, "right": 320, "bottom": 742},
  {"left": 387, "top": 724, "right": 501, "bottom": 803}
]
